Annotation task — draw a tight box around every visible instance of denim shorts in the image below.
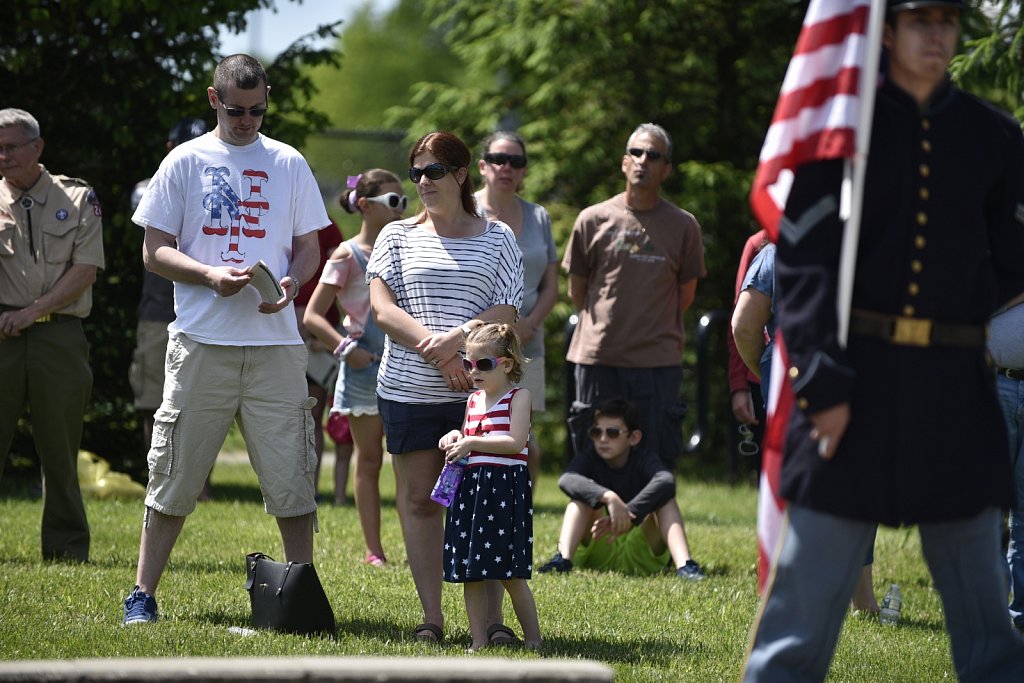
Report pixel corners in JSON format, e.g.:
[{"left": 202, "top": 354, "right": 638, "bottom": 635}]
[{"left": 379, "top": 397, "right": 467, "bottom": 455}]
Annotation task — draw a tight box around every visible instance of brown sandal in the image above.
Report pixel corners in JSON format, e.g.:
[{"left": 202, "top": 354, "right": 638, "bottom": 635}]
[
  {"left": 413, "top": 622, "right": 443, "bottom": 643},
  {"left": 486, "top": 623, "right": 521, "bottom": 646}
]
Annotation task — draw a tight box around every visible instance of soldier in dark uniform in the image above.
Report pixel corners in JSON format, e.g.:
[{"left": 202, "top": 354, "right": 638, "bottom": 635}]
[
  {"left": 743, "top": 2, "right": 1024, "bottom": 681},
  {"left": 0, "top": 108, "right": 105, "bottom": 562}
]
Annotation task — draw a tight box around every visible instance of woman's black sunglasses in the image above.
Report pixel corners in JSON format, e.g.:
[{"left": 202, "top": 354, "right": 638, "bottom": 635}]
[
  {"left": 409, "top": 163, "right": 458, "bottom": 183},
  {"left": 483, "top": 153, "right": 527, "bottom": 169}
]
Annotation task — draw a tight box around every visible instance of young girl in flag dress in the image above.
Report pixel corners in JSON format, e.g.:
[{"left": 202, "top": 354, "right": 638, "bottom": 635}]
[{"left": 437, "top": 323, "right": 541, "bottom": 651}]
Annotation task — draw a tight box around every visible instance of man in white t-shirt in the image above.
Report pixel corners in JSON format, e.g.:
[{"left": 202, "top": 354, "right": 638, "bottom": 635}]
[{"left": 122, "top": 54, "right": 330, "bottom": 625}]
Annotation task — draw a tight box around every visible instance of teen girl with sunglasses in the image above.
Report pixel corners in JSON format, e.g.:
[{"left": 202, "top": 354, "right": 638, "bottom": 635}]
[{"left": 304, "top": 168, "right": 405, "bottom": 567}]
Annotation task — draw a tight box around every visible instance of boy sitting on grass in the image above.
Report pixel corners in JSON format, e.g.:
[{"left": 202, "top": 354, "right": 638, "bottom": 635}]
[{"left": 538, "top": 398, "right": 705, "bottom": 580}]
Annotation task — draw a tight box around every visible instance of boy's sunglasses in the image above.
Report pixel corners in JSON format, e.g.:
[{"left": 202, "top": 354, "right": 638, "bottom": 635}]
[
  {"left": 409, "top": 163, "right": 458, "bottom": 183},
  {"left": 462, "top": 356, "right": 507, "bottom": 372},
  {"left": 627, "top": 147, "right": 663, "bottom": 161},
  {"left": 364, "top": 192, "right": 408, "bottom": 211},
  {"left": 483, "top": 153, "right": 527, "bottom": 169},
  {"left": 589, "top": 426, "right": 626, "bottom": 440}
]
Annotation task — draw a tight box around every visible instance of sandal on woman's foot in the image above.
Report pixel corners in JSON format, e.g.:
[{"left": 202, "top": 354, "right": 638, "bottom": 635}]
[
  {"left": 413, "top": 622, "right": 443, "bottom": 643},
  {"left": 364, "top": 553, "right": 387, "bottom": 567},
  {"left": 487, "top": 623, "right": 521, "bottom": 646}
]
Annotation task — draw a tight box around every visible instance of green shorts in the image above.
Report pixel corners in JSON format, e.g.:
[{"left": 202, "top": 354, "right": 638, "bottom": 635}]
[{"left": 574, "top": 524, "right": 670, "bottom": 576}]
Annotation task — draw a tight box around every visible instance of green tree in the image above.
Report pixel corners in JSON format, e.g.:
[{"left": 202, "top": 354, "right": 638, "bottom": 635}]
[
  {"left": 300, "top": 0, "right": 465, "bottom": 219},
  {"left": 0, "top": 0, "right": 340, "bottom": 474},
  {"left": 951, "top": 0, "right": 1024, "bottom": 121}
]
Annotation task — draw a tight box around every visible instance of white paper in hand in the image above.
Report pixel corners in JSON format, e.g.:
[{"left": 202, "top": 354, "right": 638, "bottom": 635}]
[{"left": 249, "top": 260, "right": 284, "bottom": 303}]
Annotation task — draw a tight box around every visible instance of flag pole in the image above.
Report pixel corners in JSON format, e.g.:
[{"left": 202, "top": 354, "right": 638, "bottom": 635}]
[{"left": 837, "top": 0, "right": 887, "bottom": 348}]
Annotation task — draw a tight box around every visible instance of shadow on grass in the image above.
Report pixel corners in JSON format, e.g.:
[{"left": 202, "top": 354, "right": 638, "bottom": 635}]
[
  {"left": 335, "top": 616, "right": 680, "bottom": 665},
  {"left": 539, "top": 633, "right": 681, "bottom": 666}
]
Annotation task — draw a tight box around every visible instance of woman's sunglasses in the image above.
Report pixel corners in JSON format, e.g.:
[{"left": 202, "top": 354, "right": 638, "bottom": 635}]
[
  {"left": 409, "top": 163, "right": 458, "bottom": 183},
  {"left": 462, "top": 356, "right": 507, "bottom": 372},
  {"left": 483, "top": 153, "right": 527, "bottom": 169},
  {"left": 364, "top": 192, "right": 408, "bottom": 211},
  {"left": 588, "top": 426, "right": 626, "bottom": 440}
]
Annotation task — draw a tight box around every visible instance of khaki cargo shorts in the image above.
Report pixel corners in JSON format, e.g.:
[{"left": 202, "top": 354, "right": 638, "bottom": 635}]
[{"left": 144, "top": 332, "right": 317, "bottom": 517}]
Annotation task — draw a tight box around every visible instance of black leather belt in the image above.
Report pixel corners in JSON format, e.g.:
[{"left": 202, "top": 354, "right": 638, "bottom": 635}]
[
  {"left": 996, "top": 367, "right": 1024, "bottom": 381},
  {"left": 850, "top": 309, "right": 986, "bottom": 348},
  {"left": 0, "top": 304, "right": 78, "bottom": 324}
]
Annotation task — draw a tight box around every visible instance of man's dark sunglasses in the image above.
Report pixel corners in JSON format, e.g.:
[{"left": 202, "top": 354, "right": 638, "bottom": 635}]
[
  {"left": 483, "top": 152, "right": 527, "bottom": 169},
  {"left": 627, "top": 147, "right": 664, "bottom": 161},
  {"left": 409, "top": 163, "right": 458, "bottom": 183},
  {"left": 214, "top": 90, "right": 267, "bottom": 118}
]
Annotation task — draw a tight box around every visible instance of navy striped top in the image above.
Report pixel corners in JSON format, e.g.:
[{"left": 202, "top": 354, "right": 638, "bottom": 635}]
[{"left": 367, "top": 220, "right": 524, "bottom": 403}]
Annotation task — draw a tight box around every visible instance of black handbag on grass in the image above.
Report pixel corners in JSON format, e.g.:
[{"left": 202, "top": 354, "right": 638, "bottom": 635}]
[{"left": 245, "top": 552, "right": 335, "bottom": 636}]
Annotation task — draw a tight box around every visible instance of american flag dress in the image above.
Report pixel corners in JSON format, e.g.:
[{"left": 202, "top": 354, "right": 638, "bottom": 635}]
[{"left": 443, "top": 387, "right": 533, "bottom": 583}]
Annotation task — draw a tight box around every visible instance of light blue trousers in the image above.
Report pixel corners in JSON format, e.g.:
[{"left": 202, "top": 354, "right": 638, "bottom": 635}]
[
  {"left": 997, "top": 374, "right": 1024, "bottom": 629},
  {"left": 743, "top": 504, "right": 1024, "bottom": 682}
]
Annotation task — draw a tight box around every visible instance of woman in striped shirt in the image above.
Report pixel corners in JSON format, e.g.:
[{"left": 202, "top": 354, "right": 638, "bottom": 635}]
[{"left": 367, "top": 131, "right": 524, "bottom": 644}]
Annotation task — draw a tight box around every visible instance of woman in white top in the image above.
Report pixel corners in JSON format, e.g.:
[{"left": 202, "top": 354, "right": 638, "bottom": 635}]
[
  {"left": 367, "top": 131, "right": 523, "bottom": 644},
  {"left": 303, "top": 168, "right": 405, "bottom": 568},
  {"left": 475, "top": 131, "right": 558, "bottom": 483}
]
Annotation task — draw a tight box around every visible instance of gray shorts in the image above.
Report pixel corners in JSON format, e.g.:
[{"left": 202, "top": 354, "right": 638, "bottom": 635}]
[
  {"left": 129, "top": 320, "right": 170, "bottom": 411},
  {"left": 145, "top": 332, "right": 317, "bottom": 517},
  {"left": 518, "top": 352, "right": 546, "bottom": 412}
]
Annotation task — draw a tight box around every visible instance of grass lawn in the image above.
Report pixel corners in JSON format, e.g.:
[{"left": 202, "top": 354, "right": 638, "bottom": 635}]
[{"left": 0, "top": 456, "right": 958, "bottom": 681}]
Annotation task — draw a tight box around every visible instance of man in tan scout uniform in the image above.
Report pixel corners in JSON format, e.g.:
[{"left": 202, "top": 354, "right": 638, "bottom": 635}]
[{"left": 0, "top": 107, "right": 105, "bottom": 562}]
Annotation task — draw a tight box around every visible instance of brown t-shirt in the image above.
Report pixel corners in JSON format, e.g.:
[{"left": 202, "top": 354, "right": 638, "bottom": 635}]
[{"left": 562, "top": 193, "right": 705, "bottom": 367}]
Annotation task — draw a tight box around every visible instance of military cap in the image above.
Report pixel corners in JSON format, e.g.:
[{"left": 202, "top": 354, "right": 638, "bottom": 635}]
[{"left": 887, "top": 0, "right": 965, "bottom": 11}]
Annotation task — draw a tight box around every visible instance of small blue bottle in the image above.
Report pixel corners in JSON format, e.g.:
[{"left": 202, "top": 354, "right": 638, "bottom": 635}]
[{"left": 430, "top": 457, "right": 469, "bottom": 507}]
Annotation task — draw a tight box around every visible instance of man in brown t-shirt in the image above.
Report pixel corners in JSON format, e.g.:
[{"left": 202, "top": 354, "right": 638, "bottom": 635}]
[{"left": 562, "top": 123, "right": 705, "bottom": 469}]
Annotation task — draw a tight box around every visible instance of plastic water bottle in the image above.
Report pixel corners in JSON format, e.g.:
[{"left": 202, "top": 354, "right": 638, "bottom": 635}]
[
  {"left": 879, "top": 583, "right": 902, "bottom": 625},
  {"left": 430, "top": 457, "right": 469, "bottom": 507}
]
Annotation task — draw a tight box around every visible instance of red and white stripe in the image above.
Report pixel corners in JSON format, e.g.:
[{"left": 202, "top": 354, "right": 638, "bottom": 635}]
[
  {"left": 464, "top": 388, "right": 528, "bottom": 467},
  {"left": 750, "top": 0, "right": 871, "bottom": 242},
  {"left": 750, "top": 0, "right": 879, "bottom": 592},
  {"left": 757, "top": 335, "right": 794, "bottom": 590}
]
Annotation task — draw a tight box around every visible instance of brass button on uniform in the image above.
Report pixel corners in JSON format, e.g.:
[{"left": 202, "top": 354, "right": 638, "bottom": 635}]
[
  {"left": 916, "top": 212, "right": 927, "bottom": 226},
  {"left": 915, "top": 235, "right": 927, "bottom": 249},
  {"left": 908, "top": 282, "right": 920, "bottom": 296},
  {"left": 919, "top": 187, "right": 929, "bottom": 201},
  {"left": 922, "top": 119, "right": 931, "bottom": 130},
  {"left": 911, "top": 259, "right": 923, "bottom": 273},
  {"left": 919, "top": 164, "right": 930, "bottom": 177},
  {"left": 903, "top": 304, "right": 915, "bottom": 316},
  {"left": 788, "top": 367, "right": 800, "bottom": 379},
  {"left": 921, "top": 139, "right": 932, "bottom": 152},
  {"left": 798, "top": 397, "right": 809, "bottom": 410}
]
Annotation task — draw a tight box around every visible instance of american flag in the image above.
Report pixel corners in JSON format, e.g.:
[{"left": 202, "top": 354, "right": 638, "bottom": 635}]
[
  {"left": 751, "top": 0, "right": 871, "bottom": 242},
  {"left": 750, "top": 0, "right": 880, "bottom": 592}
]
